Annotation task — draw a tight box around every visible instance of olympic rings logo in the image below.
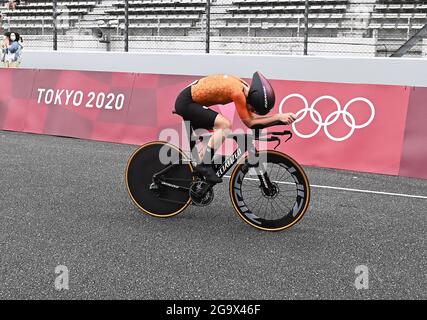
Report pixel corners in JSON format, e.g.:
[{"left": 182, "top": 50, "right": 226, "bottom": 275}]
[{"left": 279, "top": 94, "right": 376, "bottom": 142}]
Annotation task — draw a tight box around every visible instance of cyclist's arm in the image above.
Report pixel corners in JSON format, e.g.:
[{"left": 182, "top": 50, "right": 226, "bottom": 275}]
[
  {"left": 233, "top": 92, "right": 295, "bottom": 129},
  {"left": 245, "top": 114, "right": 284, "bottom": 129}
]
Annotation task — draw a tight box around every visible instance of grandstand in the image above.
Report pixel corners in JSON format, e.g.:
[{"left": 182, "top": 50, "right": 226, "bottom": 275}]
[
  {"left": 0, "top": 0, "right": 426, "bottom": 56},
  {"left": 0, "top": 1, "right": 97, "bottom": 34},
  {"left": 104, "top": 0, "right": 206, "bottom": 36},
  {"left": 216, "top": 0, "right": 349, "bottom": 37}
]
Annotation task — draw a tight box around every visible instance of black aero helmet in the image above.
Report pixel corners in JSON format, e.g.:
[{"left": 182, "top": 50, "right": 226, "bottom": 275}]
[{"left": 247, "top": 71, "right": 276, "bottom": 115}]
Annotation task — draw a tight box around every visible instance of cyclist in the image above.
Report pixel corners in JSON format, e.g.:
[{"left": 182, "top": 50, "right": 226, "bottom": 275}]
[{"left": 174, "top": 72, "right": 296, "bottom": 183}]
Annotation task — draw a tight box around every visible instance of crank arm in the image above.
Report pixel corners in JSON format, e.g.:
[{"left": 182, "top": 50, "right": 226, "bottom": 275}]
[{"left": 158, "top": 180, "right": 190, "bottom": 192}]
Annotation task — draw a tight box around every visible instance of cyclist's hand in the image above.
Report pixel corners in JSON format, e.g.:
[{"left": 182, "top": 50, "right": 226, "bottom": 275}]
[{"left": 278, "top": 113, "right": 297, "bottom": 125}]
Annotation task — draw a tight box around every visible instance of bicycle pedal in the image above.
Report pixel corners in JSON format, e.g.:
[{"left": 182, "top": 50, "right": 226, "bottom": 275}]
[{"left": 189, "top": 181, "right": 214, "bottom": 206}]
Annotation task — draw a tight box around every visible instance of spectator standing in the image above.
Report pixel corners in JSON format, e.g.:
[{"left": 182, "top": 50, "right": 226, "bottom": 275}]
[
  {"left": 1, "top": 32, "right": 10, "bottom": 67},
  {"left": 1, "top": 31, "right": 23, "bottom": 68}
]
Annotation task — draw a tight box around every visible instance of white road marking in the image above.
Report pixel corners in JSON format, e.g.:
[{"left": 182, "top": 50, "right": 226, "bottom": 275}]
[{"left": 222, "top": 176, "right": 427, "bottom": 200}]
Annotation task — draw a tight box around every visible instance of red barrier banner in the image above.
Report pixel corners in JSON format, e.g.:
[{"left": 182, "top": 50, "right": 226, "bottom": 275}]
[
  {"left": 271, "top": 80, "right": 411, "bottom": 176},
  {"left": 0, "top": 68, "right": 425, "bottom": 179},
  {"left": 24, "top": 70, "right": 135, "bottom": 143},
  {"left": 121, "top": 73, "right": 199, "bottom": 145},
  {"left": 399, "top": 87, "right": 427, "bottom": 179},
  {"left": 0, "top": 68, "right": 36, "bottom": 132}
]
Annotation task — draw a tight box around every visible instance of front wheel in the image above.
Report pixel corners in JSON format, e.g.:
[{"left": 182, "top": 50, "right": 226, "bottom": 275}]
[{"left": 229, "top": 150, "right": 311, "bottom": 232}]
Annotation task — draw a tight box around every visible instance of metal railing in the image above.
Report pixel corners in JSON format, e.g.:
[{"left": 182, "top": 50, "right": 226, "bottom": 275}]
[{"left": 1, "top": 0, "right": 426, "bottom": 57}]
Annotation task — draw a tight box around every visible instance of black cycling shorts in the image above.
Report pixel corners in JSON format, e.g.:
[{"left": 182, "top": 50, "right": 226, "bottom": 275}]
[{"left": 174, "top": 86, "right": 219, "bottom": 130}]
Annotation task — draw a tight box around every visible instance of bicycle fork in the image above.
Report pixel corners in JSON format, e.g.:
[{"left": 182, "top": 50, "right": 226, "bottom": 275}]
[{"left": 253, "top": 166, "right": 278, "bottom": 198}]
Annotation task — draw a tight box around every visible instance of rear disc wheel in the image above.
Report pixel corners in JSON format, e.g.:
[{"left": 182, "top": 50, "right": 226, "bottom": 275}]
[{"left": 125, "top": 141, "right": 193, "bottom": 218}]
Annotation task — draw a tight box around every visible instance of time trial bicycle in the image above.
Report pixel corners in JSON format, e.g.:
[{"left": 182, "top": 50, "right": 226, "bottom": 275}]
[{"left": 125, "top": 117, "right": 311, "bottom": 232}]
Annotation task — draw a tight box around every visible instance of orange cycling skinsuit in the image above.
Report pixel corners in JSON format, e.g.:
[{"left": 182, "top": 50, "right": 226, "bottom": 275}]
[
  {"left": 175, "top": 74, "right": 251, "bottom": 130},
  {"left": 174, "top": 72, "right": 293, "bottom": 183}
]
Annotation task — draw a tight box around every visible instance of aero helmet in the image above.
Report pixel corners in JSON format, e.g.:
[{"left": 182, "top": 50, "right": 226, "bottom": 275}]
[{"left": 246, "top": 71, "right": 276, "bottom": 115}]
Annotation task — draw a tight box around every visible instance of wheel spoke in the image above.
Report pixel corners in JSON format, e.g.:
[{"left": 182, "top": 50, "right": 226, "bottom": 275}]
[
  {"left": 267, "top": 199, "right": 278, "bottom": 220},
  {"left": 242, "top": 184, "right": 262, "bottom": 190},
  {"left": 243, "top": 196, "right": 262, "bottom": 208},
  {"left": 276, "top": 167, "right": 292, "bottom": 184},
  {"left": 273, "top": 199, "right": 283, "bottom": 217},
  {"left": 271, "top": 198, "right": 283, "bottom": 219},
  {"left": 243, "top": 192, "right": 265, "bottom": 209},
  {"left": 273, "top": 192, "right": 294, "bottom": 212},
  {"left": 272, "top": 163, "right": 281, "bottom": 182}
]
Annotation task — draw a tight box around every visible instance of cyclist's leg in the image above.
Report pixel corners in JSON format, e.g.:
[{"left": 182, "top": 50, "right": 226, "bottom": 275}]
[
  {"left": 193, "top": 114, "right": 231, "bottom": 184},
  {"left": 175, "top": 88, "right": 223, "bottom": 183},
  {"left": 175, "top": 87, "right": 218, "bottom": 133},
  {"left": 200, "top": 114, "right": 231, "bottom": 164}
]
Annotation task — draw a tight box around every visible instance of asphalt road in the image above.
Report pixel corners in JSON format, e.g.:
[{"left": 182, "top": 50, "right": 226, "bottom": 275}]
[{"left": 0, "top": 131, "right": 425, "bottom": 299}]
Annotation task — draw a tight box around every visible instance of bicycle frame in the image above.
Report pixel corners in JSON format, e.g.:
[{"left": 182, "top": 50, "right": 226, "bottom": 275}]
[{"left": 152, "top": 128, "right": 288, "bottom": 195}]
